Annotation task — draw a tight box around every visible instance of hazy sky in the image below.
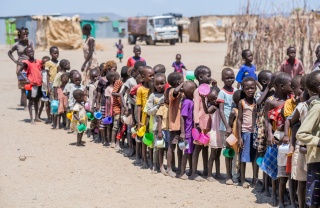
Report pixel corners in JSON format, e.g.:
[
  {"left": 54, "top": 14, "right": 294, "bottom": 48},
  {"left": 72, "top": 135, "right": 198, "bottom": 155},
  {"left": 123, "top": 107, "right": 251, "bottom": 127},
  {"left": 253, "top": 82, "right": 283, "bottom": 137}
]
[{"left": 1, "top": 0, "right": 319, "bottom": 17}]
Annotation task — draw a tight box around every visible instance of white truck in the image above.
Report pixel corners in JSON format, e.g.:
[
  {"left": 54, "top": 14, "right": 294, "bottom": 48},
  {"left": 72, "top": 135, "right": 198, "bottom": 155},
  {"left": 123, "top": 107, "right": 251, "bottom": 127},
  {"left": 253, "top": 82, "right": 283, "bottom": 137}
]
[{"left": 127, "top": 15, "right": 178, "bottom": 45}]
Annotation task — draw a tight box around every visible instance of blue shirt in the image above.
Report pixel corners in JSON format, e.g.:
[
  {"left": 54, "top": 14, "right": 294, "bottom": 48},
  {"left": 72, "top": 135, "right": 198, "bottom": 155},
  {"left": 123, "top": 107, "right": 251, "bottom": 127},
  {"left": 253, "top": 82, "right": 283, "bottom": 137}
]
[{"left": 236, "top": 64, "right": 257, "bottom": 83}]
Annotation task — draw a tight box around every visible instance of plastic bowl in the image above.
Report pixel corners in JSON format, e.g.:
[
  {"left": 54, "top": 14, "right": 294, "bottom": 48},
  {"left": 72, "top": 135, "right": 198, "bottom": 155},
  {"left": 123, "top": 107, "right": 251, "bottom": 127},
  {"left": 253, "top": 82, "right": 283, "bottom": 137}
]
[
  {"left": 198, "top": 83, "right": 210, "bottom": 96},
  {"left": 186, "top": 71, "right": 195, "bottom": 81},
  {"left": 102, "top": 116, "right": 113, "bottom": 124},
  {"left": 122, "top": 115, "right": 132, "bottom": 125},
  {"left": 137, "top": 126, "right": 146, "bottom": 137},
  {"left": 156, "top": 139, "right": 165, "bottom": 148},
  {"left": 223, "top": 148, "right": 235, "bottom": 158},
  {"left": 192, "top": 128, "right": 200, "bottom": 141},
  {"left": 84, "top": 102, "right": 90, "bottom": 111},
  {"left": 77, "top": 123, "right": 87, "bottom": 132},
  {"left": 51, "top": 100, "right": 59, "bottom": 109},
  {"left": 24, "top": 84, "right": 32, "bottom": 91},
  {"left": 256, "top": 157, "right": 263, "bottom": 166},
  {"left": 226, "top": 134, "right": 238, "bottom": 146},
  {"left": 198, "top": 133, "right": 210, "bottom": 145},
  {"left": 67, "top": 112, "right": 73, "bottom": 120},
  {"left": 94, "top": 111, "right": 102, "bottom": 119},
  {"left": 86, "top": 112, "right": 94, "bottom": 121},
  {"left": 143, "top": 133, "right": 154, "bottom": 147},
  {"left": 178, "top": 140, "right": 189, "bottom": 150}
]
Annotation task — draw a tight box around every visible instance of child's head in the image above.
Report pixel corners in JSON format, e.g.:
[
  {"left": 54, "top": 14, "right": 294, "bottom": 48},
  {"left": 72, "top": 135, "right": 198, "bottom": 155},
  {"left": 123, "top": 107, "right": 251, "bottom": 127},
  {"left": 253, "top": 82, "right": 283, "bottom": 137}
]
[
  {"left": 90, "top": 67, "right": 100, "bottom": 83},
  {"left": 221, "top": 68, "right": 235, "bottom": 87},
  {"left": 17, "top": 27, "right": 29, "bottom": 42},
  {"left": 306, "top": 70, "right": 320, "bottom": 95},
  {"left": 207, "top": 86, "right": 220, "bottom": 107},
  {"left": 24, "top": 46, "right": 34, "bottom": 59},
  {"left": 153, "top": 64, "right": 166, "bottom": 74},
  {"left": 154, "top": 73, "right": 166, "bottom": 93},
  {"left": 120, "top": 66, "right": 129, "bottom": 81},
  {"left": 68, "top": 70, "right": 78, "bottom": 83},
  {"left": 233, "top": 90, "right": 243, "bottom": 107},
  {"left": 270, "top": 71, "right": 283, "bottom": 89},
  {"left": 49, "top": 46, "right": 59, "bottom": 60},
  {"left": 60, "top": 73, "right": 69, "bottom": 87},
  {"left": 242, "top": 77, "right": 256, "bottom": 98},
  {"left": 241, "top": 49, "right": 253, "bottom": 64},
  {"left": 134, "top": 61, "right": 146, "bottom": 76},
  {"left": 106, "top": 71, "right": 120, "bottom": 84},
  {"left": 118, "top": 39, "right": 122, "bottom": 44},
  {"left": 258, "top": 70, "right": 272, "bottom": 89},
  {"left": 133, "top": 45, "right": 141, "bottom": 57},
  {"left": 59, "top": 59, "right": 71, "bottom": 71},
  {"left": 141, "top": 66, "right": 154, "bottom": 84},
  {"left": 176, "top": 54, "right": 181, "bottom": 62},
  {"left": 73, "top": 89, "right": 85, "bottom": 103},
  {"left": 287, "top": 46, "right": 296, "bottom": 60},
  {"left": 136, "top": 75, "right": 143, "bottom": 84},
  {"left": 275, "top": 72, "right": 293, "bottom": 95},
  {"left": 104, "top": 60, "right": 117, "bottom": 72},
  {"left": 168, "top": 72, "right": 183, "bottom": 87},
  {"left": 291, "top": 75, "right": 303, "bottom": 98},
  {"left": 315, "top": 45, "right": 320, "bottom": 61},
  {"left": 82, "top": 24, "right": 92, "bottom": 36},
  {"left": 73, "top": 72, "right": 82, "bottom": 86},
  {"left": 194, "top": 65, "right": 211, "bottom": 84},
  {"left": 99, "top": 63, "right": 106, "bottom": 76},
  {"left": 183, "top": 81, "right": 197, "bottom": 100},
  {"left": 42, "top": 56, "right": 50, "bottom": 68}
]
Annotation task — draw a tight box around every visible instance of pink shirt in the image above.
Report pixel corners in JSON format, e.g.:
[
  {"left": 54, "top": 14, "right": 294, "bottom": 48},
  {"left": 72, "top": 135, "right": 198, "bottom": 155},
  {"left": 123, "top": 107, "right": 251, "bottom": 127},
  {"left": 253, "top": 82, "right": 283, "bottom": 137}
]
[
  {"left": 279, "top": 59, "right": 304, "bottom": 77},
  {"left": 193, "top": 88, "right": 211, "bottom": 130}
]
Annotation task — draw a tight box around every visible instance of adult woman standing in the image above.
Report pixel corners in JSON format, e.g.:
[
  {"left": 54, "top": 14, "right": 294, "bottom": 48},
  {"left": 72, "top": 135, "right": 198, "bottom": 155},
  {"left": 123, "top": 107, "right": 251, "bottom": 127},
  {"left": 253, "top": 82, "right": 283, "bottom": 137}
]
[
  {"left": 81, "top": 24, "right": 99, "bottom": 85},
  {"left": 8, "top": 27, "right": 34, "bottom": 109}
]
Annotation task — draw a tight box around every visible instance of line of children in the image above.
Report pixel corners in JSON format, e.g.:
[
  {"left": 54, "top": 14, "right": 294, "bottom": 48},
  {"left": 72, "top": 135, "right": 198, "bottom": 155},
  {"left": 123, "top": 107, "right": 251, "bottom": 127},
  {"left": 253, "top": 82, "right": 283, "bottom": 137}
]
[{"left": 17, "top": 43, "right": 320, "bottom": 208}]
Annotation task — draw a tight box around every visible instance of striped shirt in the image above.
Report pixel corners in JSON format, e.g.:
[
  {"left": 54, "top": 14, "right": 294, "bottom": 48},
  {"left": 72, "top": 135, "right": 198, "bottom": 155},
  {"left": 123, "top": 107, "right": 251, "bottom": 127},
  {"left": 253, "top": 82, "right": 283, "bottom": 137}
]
[{"left": 112, "top": 80, "right": 123, "bottom": 115}]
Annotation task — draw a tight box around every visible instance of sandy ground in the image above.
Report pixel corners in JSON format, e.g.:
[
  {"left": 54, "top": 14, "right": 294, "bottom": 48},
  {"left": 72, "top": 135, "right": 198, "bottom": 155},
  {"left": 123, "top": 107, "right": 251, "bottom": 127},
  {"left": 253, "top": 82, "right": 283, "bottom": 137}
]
[{"left": 0, "top": 39, "right": 278, "bottom": 207}]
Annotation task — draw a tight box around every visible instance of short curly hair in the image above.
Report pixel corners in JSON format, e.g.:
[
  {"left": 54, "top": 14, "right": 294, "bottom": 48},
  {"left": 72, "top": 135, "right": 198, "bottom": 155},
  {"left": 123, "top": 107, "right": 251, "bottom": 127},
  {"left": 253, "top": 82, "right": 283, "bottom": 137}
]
[{"left": 104, "top": 60, "right": 117, "bottom": 72}]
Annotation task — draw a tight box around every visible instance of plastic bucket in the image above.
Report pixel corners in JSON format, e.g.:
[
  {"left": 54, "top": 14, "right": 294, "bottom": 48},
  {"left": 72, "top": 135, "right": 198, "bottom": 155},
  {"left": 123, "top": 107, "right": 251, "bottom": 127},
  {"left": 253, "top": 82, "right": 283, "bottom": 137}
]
[
  {"left": 51, "top": 100, "right": 59, "bottom": 110},
  {"left": 84, "top": 102, "right": 90, "bottom": 111},
  {"left": 67, "top": 112, "right": 73, "bottom": 120},
  {"left": 143, "top": 133, "right": 154, "bottom": 146},
  {"left": 198, "top": 133, "right": 210, "bottom": 145},
  {"left": 178, "top": 140, "right": 189, "bottom": 150},
  {"left": 192, "top": 128, "right": 200, "bottom": 140},
  {"left": 256, "top": 157, "right": 263, "bottom": 166},
  {"left": 226, "top": 134, "right": 238, "bottom": 146},
  {"left": 102, "top": 116, "right": 112, "bottom": 124},
  {"left": 94, "top": 111, "right": 102, "bottom": 119},
  {"left": 24, "top": 84, "right": 32, "bottom": 91},
  {"left": 156, "top": 139, "right": 165, "bottom": 148},
  {"left": 86, "top": 112, "right": 94, "bottom": 121},
  {"left": 186, "top": 71, "right": 195, "bottom": 81},
  {"left": 223, "top": 148, "right": 235, "bottom": 158},
  {"left": 137, "top": 126, "right": 146, "bottom": 137},
  {"left": 77, "top": 123, "right": 87, "bottom": 132},
  {"left": 198, "top": 83, "right": 210, "bottom": 96}
]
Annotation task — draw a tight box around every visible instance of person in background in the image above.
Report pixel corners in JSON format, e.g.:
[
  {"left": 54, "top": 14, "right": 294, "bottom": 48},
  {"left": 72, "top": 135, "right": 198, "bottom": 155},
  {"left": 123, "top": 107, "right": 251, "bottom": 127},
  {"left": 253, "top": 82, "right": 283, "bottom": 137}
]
[{"left": 279, "top": 46, "right": 304, "bottom": 78}]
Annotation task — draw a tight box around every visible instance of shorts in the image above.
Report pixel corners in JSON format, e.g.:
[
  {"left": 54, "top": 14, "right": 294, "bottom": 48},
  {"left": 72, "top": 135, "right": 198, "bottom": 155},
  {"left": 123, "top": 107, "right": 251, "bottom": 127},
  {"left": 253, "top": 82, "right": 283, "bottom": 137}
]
[
  {"left": 240, "top": 132, "right": 256, "bottom": 163},
  {"left": 306, "top": 163, "right": 320, "bottom": 206},
  {"left": 169, "top": 131, "right": 180, "bottom": 145},
  {"left": 41, "top": 91, "right": 49, "bottom": 102},
  {"left": 27, "top": 86, "right": 42, "bottom": 100},
  {"left": 184, "top": 137, "right": 194, "bottom": 154},
  {"left": 112, "top": 114, "right": 121, "bottom": 132},
  {"left": 99, "top": 105, "right": 107, "bottom": 129},
  {"left": 162, "top": 130, "right": 170, "bottom": 148}
]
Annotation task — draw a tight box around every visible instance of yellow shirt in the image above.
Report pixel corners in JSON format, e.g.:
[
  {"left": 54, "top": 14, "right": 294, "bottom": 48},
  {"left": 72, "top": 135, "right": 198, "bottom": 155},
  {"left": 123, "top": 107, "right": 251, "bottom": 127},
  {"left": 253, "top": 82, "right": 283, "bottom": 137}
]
[
  {"left": 284, "top": 97, "right": 296, "bottom": 118},
  {"left": 45, "top": 60, "right": 59, "bottom": 83},
  {"left": 157, "top": 104, "right": 169, "bottom": 130},
  {"left": 136, "top": 86, "right": 149, "bottom": 125}
]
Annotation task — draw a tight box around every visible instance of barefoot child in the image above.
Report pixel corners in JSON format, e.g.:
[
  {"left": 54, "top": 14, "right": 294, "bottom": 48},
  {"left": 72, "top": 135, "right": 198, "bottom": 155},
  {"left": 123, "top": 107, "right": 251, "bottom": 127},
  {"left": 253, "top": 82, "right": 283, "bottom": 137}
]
[
  {"left": 279, "top": 46, "right": 304, "bottom": 78},
  {"left": 147, "top": 73, "right": 166, "bottom": 171},
  {"left": 237, "top": 77, "right": 257, "bottom": 188},
  {"left": 296, "top": 70, "right": 320, "bottom": 208},
  {"left": 172, "top": 54, "right": 186, "bottom": 74},
  {"left": 72, "top": 89, "right": 87, "bottom": 146},
  {"left": 38, "top": 56, "right": 50, "bottom": 122},
  {"left": 136, "top": 66, "right": 154, "bottom": 169},
  {"left": 179, "top": 81, "right": 197, "bottom": 180},
  {"left": 217, "top": 68, "right": 237, "bottom": 184},
  {"left": 18, "top": 46, "right": 43, "bottom": 124}
]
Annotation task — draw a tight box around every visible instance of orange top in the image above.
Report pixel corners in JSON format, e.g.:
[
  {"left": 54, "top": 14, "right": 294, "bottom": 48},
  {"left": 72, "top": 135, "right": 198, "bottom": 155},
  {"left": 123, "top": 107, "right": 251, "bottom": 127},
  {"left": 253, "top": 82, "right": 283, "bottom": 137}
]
[{"left": 169, "top": 88, "right": 182, "bottom": 131}]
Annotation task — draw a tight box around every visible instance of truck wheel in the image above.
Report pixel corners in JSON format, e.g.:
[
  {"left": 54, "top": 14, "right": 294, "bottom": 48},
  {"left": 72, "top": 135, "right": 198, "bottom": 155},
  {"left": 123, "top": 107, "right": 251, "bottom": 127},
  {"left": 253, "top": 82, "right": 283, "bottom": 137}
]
[
  {"left": 146, "top": 36, "right": 155, "bottom": 45},
  {"left": 169, "top": 39, "right": 176, "bottom": 45},
  {"left": 128, "top": 35, "right": 136, "bottom": 45}
]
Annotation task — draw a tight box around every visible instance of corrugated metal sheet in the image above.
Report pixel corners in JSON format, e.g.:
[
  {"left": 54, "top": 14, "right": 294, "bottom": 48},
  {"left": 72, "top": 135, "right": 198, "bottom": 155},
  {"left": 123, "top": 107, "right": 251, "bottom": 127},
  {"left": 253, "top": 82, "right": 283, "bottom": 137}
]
[
  {"left": 94, "top": 21, "right": 127, "bottom": 39},
  {"left": 15, "top": 16, "right": 37, "bottom": 45},
  {"left": 0, "top": 19, "right": 6, "bottom": 45}
]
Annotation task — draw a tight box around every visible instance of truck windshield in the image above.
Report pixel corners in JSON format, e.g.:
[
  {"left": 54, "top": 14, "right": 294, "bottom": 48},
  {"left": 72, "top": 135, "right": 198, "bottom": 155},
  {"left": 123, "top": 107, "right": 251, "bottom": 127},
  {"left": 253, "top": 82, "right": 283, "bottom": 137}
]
[{"left": 154, "top": 18, "right": 176, "bottom": 28}]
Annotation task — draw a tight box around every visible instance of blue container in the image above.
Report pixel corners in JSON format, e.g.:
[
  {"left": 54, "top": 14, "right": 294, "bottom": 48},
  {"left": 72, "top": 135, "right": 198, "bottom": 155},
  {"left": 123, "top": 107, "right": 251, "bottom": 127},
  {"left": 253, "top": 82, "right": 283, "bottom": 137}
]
[
  {"left": 102, "top": 116, "right": 112, "bottom": 124},
  {"left": 94, "top": 111, "right": 102, "bottom": 119}
]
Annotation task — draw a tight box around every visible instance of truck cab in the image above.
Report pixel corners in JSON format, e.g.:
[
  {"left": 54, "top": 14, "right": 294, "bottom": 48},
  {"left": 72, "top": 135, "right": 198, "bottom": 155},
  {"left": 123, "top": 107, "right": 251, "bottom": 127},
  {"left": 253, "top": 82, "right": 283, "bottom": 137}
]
[{"left": 146, "top": 16, "right": 178, "bottom": 45}]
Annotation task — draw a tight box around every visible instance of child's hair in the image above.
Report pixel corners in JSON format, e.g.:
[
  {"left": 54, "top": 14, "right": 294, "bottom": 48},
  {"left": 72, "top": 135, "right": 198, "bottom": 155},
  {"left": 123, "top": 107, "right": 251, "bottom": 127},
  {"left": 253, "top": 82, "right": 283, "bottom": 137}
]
[
  {"left": 82, "top": 24, "right": 92, "bottom": 31},
  {"left": 49, "top": 46, "right": 58, "bottom": 53},
  {"left": 233, "top": 90, "right": 243, "bottom": 104},
  {"left": 167, "top": 72, "right": 183, "bottom": 86},
  {"left": 274, "top": 72, "right": 292, "bottom": 86},
  {"left": 127, "top": 67, "right": 134, "bottom": 76},
  {"left": 106, "top": 71, "right": 119, "bottom": 83},
  {"left": 134, "top": 61, "right": 146, "bottom": 70},
  {"left": 221, "top": 67, "right": 233, "bottom": 76},
  {"left": 287, "top": 46, "right": 296, "bottom": 53},
  {"left": 306, "top": 70, "right": 320, "bottom": 93},
  {"left": 300, "top": 74, "right": 307, "bottom": 89},
  {"left": 90, "top": 67, "right": 100, "bottom": 76},
  {"left": 242, "top": 76, "right": 256, "bottom": 86},
  {"left": 154, "top": 73, "right": 166, "bottom": 81},
  {"left": 120, "top": 66, "right": 129, "bottom": 79},
  {"left": 59, "top": 59, "right": 69, "bottom": 70},
  {"left": 270, "top": 71, "right": 283, "bottom": 86},
  {"left": 291, "top": 75, "right": 302, "bottom": 88},
  {"left": 210, "top": 85, "right": 220, "bottom": 94},
  {"left": 176, "top": 53, "right": 181, "bottom": 58},
  {"left": 60, "top": 73, "right": 69, "bottom": 85},
  {"left": 241, "top": 49, "right": 251, "bottom": 59},
  {"left": 258, "top": 70, "right": 272, "bottom": 83},
  {"left": 194, "top": 65, "right": 210, "bottom": 80},
  {"left": 17, "top": 27, "right": 29, "bottom": 38},
  {"left": 73, "top": 89, "right": 84, "bottom": 100},
  {"left": 42, "top": 56, "right": 50, "bottom": 61},
  {"left": 136, "top": 75, "right": 143, "bottom": 84},
  {"left": 69, "top": 70, "right": 78, "bottom": 79},
  {"left": 104, "top": 60, "right": 116, "bottom": 71},
  {"left": 153, "top": 64, "right": 166, "bottom": 74}
]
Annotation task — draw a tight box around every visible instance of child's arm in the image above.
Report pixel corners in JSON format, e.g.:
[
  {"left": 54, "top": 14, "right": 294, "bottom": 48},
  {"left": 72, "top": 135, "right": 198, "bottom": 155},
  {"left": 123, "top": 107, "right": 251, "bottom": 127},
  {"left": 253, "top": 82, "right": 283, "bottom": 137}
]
[
  {"left": 219, "top": 102, "right": 232, "bottom": 136},
  {"left": 106, "top": 97, "right": 111, "bottom": 117},
  {"left": 228, "top": 109, "right": 236, "bottom": 129},
  {"left": 200, "top": 95, "right": 217, "bottom": 114},
  {"left": 173, "top": 82, "right": 183, "bottom": 98},
  {"left": 255, "top": 80, "right": 262, "bottom": 91},
  {"left": 17, "top": 63, "right": 29, "bottom": 83},
  {"left": 283, "top": 119, "right": 291, "bottom": 145},
  {"left": 264, "top": 100, "right": 276, "bottom": 145},
  {"left": 91, "top": 89, "right": 97, "bottom": 112},
  {"left": 237, "top": 82, "right": 241, "bottom": 90},
  {"left": 257, "top": 86, "right": 270, "bottom": 106},
  {"left": 119, "top": 86, "right": 129, "bottom": 111},
  {"left": 137, "top": 105, "right": 142, "bottom": 129},
  {"left": 180, "top": 116, "right": 185, "bottom": 141},
  {"left": 237, "top": 100, "right": 244, "bottom": 149},
  {"left": 157, "top": 116, "right": 163, "bottom": 139},
  {"left": 146, "top": 94, "right": 162, "bottom": 116}
]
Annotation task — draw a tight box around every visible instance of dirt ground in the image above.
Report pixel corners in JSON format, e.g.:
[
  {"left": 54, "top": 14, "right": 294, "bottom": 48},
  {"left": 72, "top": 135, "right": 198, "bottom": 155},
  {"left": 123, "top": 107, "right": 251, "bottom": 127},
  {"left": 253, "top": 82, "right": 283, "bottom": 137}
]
[{"left": 0, "top": 39, "right": 278, "bottom": 207}]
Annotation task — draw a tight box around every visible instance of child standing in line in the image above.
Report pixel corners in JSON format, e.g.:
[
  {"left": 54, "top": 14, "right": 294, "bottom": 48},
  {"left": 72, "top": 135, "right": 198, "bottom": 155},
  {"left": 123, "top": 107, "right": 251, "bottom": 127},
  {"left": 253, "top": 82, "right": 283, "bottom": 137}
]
[
  {"left": 38, "top": 56, "right": 50, "bottom": 122},
  {"left": 45, "top": 46, "right": 59, "bottom": 94},
  {"left": 237, "top": 77, "right": 257, "bottom": 188},
  {"left": 136, "top": 66, "right": 154, "bottom": 169},
  {"left": 190, "top": 65, "right": 213, "bottom": 181},
  {"left": 265, "top": 72, "right": 292, "bottom": 207},
  {"left": 179, "top": 81, "right": 197, "bottom": 180},
  {"left": 18, "top": 46, "right": 43, "bottom": 124},
  {"left": 52, "top": 60, "right": 71, "bottom": 101},
  {"left": 115, "top": 39, "right": 124, "bottom": 63},
  {"left": 167, "top": 72, "right": 184, "bottom": 177},
  {"left": 52, "top": 73, "right": 69, "bottom": 130},
  {"left": 72, "top": 89, "right": 87, "bottom": 146},
  {"left": 127, "top": 45, "right": 146, "bottom": 67},
  {"left": 236, "top": 49, "right": 261, "bottom": 90},
  {"left": 217, "top": 68, "right": 237, "bottom": 185},
  {"left": 147, "top": 73, "right": 166, "bottom": 172},
  {"left": 279, "top": 46, "right": 304, "bottom": 78},
  {"left": 227, "top": 90, "right": 242, "bottom": 185},
  {"left": 172, "top": 54, "right": 186, "bottom": 74},
  {"left": 296, "top": 70, "right": 320, "bottom": 208},
  {"left": 157, "top": 87, "right": 171, "bottom": 175}
]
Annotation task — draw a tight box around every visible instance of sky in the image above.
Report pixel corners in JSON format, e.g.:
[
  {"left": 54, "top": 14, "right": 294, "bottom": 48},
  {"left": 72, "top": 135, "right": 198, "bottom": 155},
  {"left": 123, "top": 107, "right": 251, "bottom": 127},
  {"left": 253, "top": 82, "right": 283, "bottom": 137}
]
[{"left": 0, "top": 0, "right": 319, "bottom": 17}]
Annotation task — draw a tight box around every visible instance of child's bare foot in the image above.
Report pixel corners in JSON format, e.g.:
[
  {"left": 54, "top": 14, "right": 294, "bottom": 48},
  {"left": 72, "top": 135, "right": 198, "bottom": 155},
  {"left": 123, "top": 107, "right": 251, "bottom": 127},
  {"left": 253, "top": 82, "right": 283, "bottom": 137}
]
[
  {"left": 35, "top": 118, "right": 42, "bottom": 122},
  {"left": 176, "top": 168, "right": 181, "bottom": 175},
  {"left": 242, "top": 182, "right": 250, "bottom": 188},
  {"left": 278, "top": 203, "right": 284, "bottom": 208},
  {"left": 207, "top": 176, "right": 217, "bottom": 182},
  {"left": 76, "top": 143, "right": 85, "bottom": 147},
  {"left": 225, "top": 179, "right": 234, "bottom": 185},
  {"left": 202, "top": 170, "right": 208, "bottom": 176},
  {"left": 160, "top": 166, "right": 168, "bottom": 176},
  {"left": 45, "top": 119, "right": 52, "bottom": 124},
  {"left": 215, "top": 174, "right": 225, "bottom": 180},
  {"left": 179, "top": 173, "right": 188, "bottom": 180},
  {"left": 271, "top": 194, "right": 277, "bottom": 206},
  {"left": 24, "top": 107, "right": 28, "bottom": 111},
  {"left": 114, "top": 144, "right": 121, "bottom": 151},
  {"left": 30, "top": 119, "right": 35, "bottom": 124},
  {"left": 151, "top": 166, "right": 157, "bottom": 174},
  {"left": 110, "top": 143, "right": 116, "bottom": 148},
  {"left": 141, "top": 161, "right": 148, "bottom": 169},
  {"left": 133, "top": 158, "right": 141, "bottom": 166},
  {"left": 190, "top": 173, "right": 205, "bottom": 182},
  {"left": 167, "top": 170, "right": 176, "bottom": 178}
]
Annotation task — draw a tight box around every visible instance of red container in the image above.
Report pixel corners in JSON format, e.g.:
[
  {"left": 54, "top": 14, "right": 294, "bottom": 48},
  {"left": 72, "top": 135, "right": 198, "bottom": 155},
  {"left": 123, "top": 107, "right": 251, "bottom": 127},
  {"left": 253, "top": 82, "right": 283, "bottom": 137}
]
[
  {"left": 116, "top": 124, "right": 127, "bottom": 140},
  {"left": 25, "top": 84, "right": 32, "bottom": 91},
  {"left": 286, "top": 155, "right": 292, "bottom": 174}
]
